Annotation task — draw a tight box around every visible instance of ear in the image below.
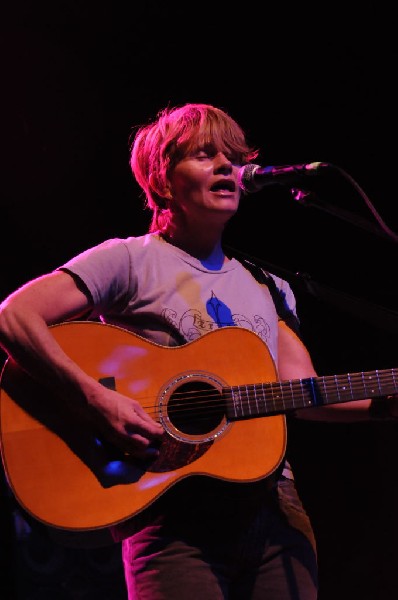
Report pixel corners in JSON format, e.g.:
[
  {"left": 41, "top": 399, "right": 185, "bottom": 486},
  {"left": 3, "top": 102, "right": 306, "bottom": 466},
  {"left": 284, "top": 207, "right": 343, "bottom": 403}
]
[
  {"left": 149, "top": 173, "right": 173, "bottom": 201},
  {"left": 162, "top": 182, "right": 173, "bottom": 200},
  {"left": 162, "top": 185, "right": 173, "bottom": 200}
]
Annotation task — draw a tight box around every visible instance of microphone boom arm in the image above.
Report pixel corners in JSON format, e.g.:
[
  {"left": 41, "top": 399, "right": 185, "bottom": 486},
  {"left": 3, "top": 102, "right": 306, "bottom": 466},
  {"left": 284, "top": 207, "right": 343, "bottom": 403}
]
[{"left": 290, "top": 186, "right": 398, "bottom": 243}]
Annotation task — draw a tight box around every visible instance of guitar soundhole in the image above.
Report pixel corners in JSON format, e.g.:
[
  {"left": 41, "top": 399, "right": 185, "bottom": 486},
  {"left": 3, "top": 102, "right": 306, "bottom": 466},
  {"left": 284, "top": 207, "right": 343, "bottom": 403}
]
[{"left": 168, "top": 381, "right": 224, "bottom": 436}]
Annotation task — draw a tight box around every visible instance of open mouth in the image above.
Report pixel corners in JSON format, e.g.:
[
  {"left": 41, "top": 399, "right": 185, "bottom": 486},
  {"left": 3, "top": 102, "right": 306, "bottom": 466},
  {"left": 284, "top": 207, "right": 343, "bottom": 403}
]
[{"left": 210, "top": 180, "right": 236, "bottom": 193}]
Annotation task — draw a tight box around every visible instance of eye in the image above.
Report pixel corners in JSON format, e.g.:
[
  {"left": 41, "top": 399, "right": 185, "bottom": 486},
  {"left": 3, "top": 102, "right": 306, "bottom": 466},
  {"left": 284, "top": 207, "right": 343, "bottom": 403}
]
[
  {"left": 195, "top": 151, "right": 212, "bottom": 161},
  {"left": 193, "top": 144, "right": 218, "bottom": 160}
]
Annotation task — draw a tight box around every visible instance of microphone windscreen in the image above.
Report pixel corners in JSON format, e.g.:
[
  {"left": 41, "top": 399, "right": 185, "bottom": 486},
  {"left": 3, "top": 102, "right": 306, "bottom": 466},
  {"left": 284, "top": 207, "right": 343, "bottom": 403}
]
[{"left": 238, "top": 164, "right": 261, "bottom": 193}]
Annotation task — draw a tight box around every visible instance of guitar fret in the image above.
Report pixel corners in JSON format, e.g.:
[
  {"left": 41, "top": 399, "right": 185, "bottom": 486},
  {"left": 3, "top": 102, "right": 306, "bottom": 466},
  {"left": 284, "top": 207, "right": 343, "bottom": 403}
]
[
  {"left": 270, "top": 381, "right": 279, "bottom": 412},
  {"left": 336, "top": 373, "right": 354, "bottom": 402},
  {"left": 281, "top": 381, "right": 285, "bottom": 410},
  {"left": 277, "top": 381, "right": 284, "bottom": 410},
  {"left": 362, "top": 371, "right": 382, "bottom": 396},
  {"left": 296, "top": 379, "right": 314, "bottom": 408},
  {"left": 253, "top": 384, "right": 260, "bottom": 415},
  {"left": 347, "top": 373, "right": 353, "bottom": 398},
  {"left": 244, "top": 385, "right": 252, "bottom": 416},
  {"left": 269, "top": 380, "right": 293, "bottom": 413},
  {"left": 360, "top": 372, "right": 367, "bottom": 399},
  {"left": 392, "top": 369, "right": 397, "bottom": 393},
  {"left": 230, "top": 388, "right": 240, "bottom": 418},
  {"left": 230, "top": 384, "right": 254, "bottom": 419},
  {"left": 334, "top": 375, "right": 341, "bottom": 402},
  {"left": 225, "top": 362, "right": 398, "bottom": 421},
  {"left": 236, "top": 386, "right": 243, "bottom": 417},
  {"left": 289, "top": 379, "right": 295, "bottom": 409},
  {"left": 376, "top": 370, "right": 382, "bottom": 395},
  {"left": 299, "top": 379, "right": 307, "bottom": 407},
  {"left": 262, "top": 382, "right": 269, "bottom": 414},
  {"left": 322, "top": 376, "right": 328, "bottom": 404}
]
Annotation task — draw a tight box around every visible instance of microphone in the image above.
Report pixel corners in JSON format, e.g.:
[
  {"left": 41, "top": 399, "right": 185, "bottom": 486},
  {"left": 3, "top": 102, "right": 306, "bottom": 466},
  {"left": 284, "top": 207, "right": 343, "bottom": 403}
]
[{"left": 238, "top": 161, "right": 329, "bottom": 193}]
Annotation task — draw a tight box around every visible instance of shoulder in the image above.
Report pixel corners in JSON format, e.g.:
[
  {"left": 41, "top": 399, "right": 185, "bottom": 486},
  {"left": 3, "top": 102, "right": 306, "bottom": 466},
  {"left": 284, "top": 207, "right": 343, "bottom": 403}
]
[
  {"left": 238, "top": 258, "right": 293, "bottom": 294},
  {"left": 65, "top": 234, "right": 158, "bottom": 262}
]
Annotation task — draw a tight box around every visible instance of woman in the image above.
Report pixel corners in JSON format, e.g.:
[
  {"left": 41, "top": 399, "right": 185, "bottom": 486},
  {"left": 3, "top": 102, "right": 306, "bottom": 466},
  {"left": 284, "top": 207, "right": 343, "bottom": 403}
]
[{"left": 1, "top": 103, "right": 395, "bottom": 599}]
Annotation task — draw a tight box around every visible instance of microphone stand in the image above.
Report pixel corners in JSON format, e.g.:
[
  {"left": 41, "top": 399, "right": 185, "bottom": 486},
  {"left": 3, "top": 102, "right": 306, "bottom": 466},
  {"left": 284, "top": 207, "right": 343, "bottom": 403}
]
[
  {"left": 290, "top": 163, "right": 398, "bottom": 244},
  {"left": 229, "top": 164, "right": 398, "bottom": 332},
  {"left": 291, "top": 188, "right": 397, "bottom": 244}
]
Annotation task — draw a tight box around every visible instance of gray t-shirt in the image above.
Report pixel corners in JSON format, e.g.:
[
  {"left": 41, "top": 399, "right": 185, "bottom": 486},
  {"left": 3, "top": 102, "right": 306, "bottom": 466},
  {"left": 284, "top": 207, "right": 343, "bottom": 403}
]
[{"left": 60, "top": 232, "right": 298, "bottom": 368}]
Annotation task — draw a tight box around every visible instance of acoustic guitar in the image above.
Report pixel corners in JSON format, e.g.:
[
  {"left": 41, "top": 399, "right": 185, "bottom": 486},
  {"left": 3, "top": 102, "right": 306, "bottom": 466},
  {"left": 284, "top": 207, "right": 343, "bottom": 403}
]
[{"left": 0, "top": 321, "right": 396, "bottom": 532}]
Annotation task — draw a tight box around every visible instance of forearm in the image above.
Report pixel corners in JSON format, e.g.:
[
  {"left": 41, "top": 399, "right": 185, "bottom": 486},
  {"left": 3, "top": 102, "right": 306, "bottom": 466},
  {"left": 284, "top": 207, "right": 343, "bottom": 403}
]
[
  {"left": 294, "top": 399, "right": 372, "bottom": 422},
  {"left": 0, "top": 301, "right": 164, "bottom": 454},
  {"left": 0, "top": 303, "right": 100, "bottom": 409},
  {"left": 294, "top": 397, "right": 398, "bottom": 422}
]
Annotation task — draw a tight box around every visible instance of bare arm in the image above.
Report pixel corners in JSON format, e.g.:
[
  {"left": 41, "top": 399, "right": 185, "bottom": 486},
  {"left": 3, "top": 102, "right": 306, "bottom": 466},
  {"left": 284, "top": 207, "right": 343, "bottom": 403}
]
[
  {"left": 276, "top": 321, "right": 393, "bottom": 422},
  {"left": 0, "top": 271, "right": 163, "bottom": 456}
]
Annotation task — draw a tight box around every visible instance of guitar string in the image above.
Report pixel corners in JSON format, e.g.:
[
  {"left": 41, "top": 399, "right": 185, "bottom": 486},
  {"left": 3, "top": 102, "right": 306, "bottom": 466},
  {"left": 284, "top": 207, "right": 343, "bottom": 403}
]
[
  {"left": 137, "top": 373, "right": 397, "bottom": 409},
  {"left": 132, "top": 370, "right": 398, "bottom": 421}
]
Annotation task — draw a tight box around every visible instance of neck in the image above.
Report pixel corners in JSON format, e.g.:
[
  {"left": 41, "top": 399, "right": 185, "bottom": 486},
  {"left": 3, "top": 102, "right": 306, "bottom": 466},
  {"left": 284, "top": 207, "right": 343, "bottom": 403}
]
[{"left": 159, "top": 225, "right": 229, "bottom": 269}]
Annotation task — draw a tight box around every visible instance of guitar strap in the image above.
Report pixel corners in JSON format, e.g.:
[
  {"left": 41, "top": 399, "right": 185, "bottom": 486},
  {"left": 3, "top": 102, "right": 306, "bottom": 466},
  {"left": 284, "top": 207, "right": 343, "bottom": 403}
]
[{"left": 239, "top": 258, "right": 302, "bottom": 340}]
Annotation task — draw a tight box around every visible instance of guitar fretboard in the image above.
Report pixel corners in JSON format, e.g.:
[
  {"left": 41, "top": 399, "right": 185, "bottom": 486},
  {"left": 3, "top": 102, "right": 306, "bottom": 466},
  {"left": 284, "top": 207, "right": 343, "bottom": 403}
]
[{"left": 225, "top": 368, "right": 398, "bottom": 420}]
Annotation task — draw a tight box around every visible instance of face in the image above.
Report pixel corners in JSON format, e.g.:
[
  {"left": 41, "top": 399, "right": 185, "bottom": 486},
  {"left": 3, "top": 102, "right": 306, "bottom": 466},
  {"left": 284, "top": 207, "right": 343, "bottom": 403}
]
[{"left": 166, "top": 147, "right": 242, "bottom": 225}]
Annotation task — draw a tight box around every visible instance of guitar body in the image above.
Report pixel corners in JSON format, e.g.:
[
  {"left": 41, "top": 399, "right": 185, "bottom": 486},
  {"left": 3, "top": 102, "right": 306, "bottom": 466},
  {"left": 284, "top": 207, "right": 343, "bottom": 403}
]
[{"left": 0, "top": 322, "right": 286, "bottom": 531}]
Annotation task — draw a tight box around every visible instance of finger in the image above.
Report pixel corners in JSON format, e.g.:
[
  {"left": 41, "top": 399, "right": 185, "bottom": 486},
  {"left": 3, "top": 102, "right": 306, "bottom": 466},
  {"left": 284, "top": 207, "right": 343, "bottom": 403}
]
[
  {"left": 130, "top": 405, "right": 164, "bottom": 435},
  {"left": 123, "top": 434, "right": 162, "bottom": 460}
]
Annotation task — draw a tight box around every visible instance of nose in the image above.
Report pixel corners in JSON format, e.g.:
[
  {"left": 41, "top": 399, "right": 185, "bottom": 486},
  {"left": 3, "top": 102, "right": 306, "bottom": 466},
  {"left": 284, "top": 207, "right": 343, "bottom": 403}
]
[{"left": 214, "top": 152, "right": 233, "bottom": 174}]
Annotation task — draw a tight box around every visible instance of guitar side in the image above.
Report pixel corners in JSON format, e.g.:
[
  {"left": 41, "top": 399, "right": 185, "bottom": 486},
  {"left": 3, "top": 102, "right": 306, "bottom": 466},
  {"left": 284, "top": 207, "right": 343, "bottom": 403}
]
[{"left": 0, "top": 322, "right": 286, "bottom": 531}]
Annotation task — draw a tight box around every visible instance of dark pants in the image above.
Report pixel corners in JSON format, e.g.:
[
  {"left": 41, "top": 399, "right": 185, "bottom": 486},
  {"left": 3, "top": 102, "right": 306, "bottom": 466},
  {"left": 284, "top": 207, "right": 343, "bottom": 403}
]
[{"left": 119, "top": 476, "right": 318, "bottom": 599}]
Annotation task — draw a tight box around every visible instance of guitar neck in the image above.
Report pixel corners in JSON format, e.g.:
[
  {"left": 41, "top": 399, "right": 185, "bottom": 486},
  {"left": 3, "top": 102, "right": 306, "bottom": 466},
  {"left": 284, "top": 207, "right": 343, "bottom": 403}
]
[{"left": 226, "top": 368, "right": 398, "bottom": 420}]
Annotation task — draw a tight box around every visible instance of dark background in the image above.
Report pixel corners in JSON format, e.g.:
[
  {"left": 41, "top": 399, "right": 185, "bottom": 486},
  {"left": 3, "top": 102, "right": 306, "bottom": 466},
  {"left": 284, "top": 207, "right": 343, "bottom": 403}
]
[{"left": 2, "top": 2, "right": 398, "bottom": 598}]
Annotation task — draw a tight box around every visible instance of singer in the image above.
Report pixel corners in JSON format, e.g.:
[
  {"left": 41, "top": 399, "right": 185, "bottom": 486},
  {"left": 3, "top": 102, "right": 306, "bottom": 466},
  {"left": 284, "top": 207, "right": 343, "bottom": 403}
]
[{"left": 1, "top": 102, "right": 397, "bottom": 600}]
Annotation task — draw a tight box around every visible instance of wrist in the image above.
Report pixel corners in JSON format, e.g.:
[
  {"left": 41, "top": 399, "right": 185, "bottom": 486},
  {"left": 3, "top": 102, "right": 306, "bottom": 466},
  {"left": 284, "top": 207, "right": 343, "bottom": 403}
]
[{"left": 369, "top": 396, "right": 398, "bottom": 421}]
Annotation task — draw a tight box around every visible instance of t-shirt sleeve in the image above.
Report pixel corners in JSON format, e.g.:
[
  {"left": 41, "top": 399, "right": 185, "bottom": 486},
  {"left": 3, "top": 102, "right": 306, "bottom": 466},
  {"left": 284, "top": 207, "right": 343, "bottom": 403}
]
[
  {"left": 268, "top": 274, "right": 301, "bottom": 338},
  {"left": 57, "top": 238, "right": 133, "bottom": 317}
]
